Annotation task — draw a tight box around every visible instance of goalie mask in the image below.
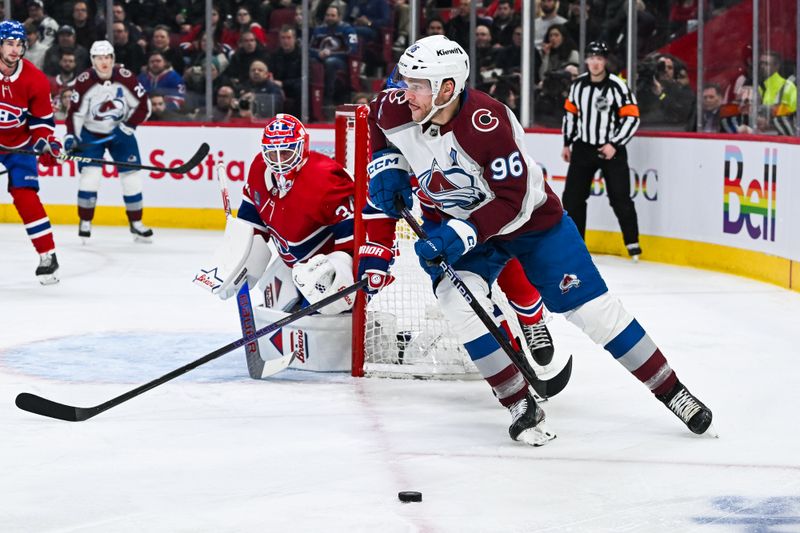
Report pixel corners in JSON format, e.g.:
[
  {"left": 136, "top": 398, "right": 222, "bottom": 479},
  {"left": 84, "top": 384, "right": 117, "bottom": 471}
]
[{"left": 261, "top": 114, "right": 310, "bottom": 196}]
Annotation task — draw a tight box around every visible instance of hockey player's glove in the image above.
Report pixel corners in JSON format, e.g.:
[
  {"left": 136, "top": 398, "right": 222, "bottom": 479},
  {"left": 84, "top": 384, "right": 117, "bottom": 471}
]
[
  {"left": 63, "top": 134, "right": 79, "bottom": 154},
  {"left": 357, "top": 242, "right": 395, "bottom": 295},
  {"left": 414, "top": 219, "right": 478, "bottom": 278},
  {"left": 33, "top": 135, "right": 63, "bottom": 167},
  {"left": 367, "top": 148, "right": 412, "bottom": 218}
]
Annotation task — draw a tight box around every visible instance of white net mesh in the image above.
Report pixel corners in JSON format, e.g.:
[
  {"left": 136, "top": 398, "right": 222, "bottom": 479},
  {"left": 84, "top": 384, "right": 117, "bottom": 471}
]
[{"left": 336, "top": 105, "right": 525, "bottom": 379}]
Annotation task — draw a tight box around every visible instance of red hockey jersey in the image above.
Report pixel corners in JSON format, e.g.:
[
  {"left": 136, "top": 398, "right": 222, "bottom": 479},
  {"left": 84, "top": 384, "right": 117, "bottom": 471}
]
[
  {"left": 237, "top": 151, "right": 394, "bottom": 265},
  {"left": 0, "top": 58, "right": 55, "bottom": 149}
]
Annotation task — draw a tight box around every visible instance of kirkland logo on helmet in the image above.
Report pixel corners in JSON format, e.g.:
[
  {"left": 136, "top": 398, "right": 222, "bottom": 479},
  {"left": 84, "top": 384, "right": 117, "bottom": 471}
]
[{"left": 436, "top": 47, "right": 463, "bottom": 57}]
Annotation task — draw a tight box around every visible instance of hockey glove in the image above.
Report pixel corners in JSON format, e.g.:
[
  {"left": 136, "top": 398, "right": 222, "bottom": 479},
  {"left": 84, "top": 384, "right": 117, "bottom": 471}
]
[
  {"left": 33, "top": 135, "right": 63, "bottom": 167},
  {"left": 63, "top": 134, "right": 79, "bottom": 154},
  {"left": 414, "top": 219, "right": 478, "bottom": 278},
  {"left": 367, "top": 148, "right": 412, "bottom": 218},
  {"left": 357, "top": 242, "right": 395, "bottom": 295}
]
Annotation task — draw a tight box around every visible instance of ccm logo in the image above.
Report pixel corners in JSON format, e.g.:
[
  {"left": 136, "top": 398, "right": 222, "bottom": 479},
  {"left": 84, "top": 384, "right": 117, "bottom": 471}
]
[{"left": 368, "top": 156, "right": 401, "bottom": 174}]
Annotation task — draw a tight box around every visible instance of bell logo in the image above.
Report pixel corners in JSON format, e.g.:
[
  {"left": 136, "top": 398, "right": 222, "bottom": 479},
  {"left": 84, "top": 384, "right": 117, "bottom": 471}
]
[{"left": 722, "top": 145, "right": 777, "bottom": 241}]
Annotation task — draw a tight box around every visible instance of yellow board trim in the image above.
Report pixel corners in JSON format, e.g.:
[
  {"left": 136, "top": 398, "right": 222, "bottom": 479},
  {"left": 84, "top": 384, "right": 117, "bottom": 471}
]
[
  {"left": 586, "top": 230, "right": 797, "bottom": 292},
  {"left": 2, "top": 205, "right": 796, "bottom": 293}
]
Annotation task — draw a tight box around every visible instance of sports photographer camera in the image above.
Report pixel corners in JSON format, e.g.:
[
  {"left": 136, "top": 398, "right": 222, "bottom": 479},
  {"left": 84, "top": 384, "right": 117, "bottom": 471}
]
[{"left": 635, "top": 53, "right": 694, "bottom": 128}]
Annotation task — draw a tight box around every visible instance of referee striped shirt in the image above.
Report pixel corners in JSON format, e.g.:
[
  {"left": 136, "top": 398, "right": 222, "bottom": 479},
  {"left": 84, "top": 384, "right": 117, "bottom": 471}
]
[{"left": 562, "top": 72, "right": 640, "bottom": 147}]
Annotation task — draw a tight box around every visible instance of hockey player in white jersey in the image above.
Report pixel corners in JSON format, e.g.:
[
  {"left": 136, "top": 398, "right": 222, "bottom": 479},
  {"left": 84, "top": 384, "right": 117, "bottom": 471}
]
[
  {"left": 364, "top": 35, "right": 714, "bottom": 446},
  {"left": 64, "top": 40, "right": 153, "bottom": 242}
]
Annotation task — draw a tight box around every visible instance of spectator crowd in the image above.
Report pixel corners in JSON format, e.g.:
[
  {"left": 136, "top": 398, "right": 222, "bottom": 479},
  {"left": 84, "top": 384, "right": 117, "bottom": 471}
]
[{"left": 12, "top": 0, "right": 796, "bottom": 135}]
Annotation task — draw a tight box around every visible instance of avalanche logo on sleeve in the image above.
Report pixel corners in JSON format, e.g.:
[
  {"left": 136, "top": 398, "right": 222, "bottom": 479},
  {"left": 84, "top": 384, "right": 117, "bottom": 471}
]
[
  {"left": 418, "top": 158, "right": 486, "bottom": 211},
  {"left": 0, "top": 102, "right": 24, "bottom": 129}
]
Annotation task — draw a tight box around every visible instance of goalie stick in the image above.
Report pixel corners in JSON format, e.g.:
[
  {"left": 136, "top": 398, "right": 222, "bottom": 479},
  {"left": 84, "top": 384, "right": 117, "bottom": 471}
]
[
  {"left": 399, "top": 206, "right": 572, "bottom": 398},
  {"left": 214, "top": 161, "right": 291, "bottom": 378},
  {"left": 2, "top": 142, "right": 210, "bottom": 174},
  {"left": 15, "top": 278, "right": 368, "bottom": 422}
]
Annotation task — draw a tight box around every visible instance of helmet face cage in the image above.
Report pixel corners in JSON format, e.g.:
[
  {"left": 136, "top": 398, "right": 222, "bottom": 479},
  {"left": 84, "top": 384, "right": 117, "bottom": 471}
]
[
  {"left": 261, "top": 114, "right": 309, "bottom": 193},
  {"left": 0, "top": 20, "right": 28, "bottom": 55}
]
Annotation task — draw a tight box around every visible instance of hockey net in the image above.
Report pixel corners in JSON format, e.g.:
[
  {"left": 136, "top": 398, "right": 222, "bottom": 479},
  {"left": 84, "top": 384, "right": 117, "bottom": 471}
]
[
  {"left": 337, "top": 104, "right": 528, "bottom": 379},
  {"left": 336, "top": 104, "right": 477, "bottom": 378}
]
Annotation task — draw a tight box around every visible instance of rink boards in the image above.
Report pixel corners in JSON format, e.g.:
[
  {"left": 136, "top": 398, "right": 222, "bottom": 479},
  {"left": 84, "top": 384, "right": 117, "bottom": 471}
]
[{"left": 1, "top": 124, "right": 798, "bottom": 291}]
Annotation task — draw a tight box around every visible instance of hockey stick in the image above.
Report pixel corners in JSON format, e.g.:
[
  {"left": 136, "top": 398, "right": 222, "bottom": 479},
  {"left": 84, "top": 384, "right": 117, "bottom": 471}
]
[
  {"left": 214, "top": 162, "right": 289, "bottom": 378},
  {"left": 399, "top": 207, "right": 572, "bottom": 398},
  {"left": 15, "top": 278, "right": 368, "bottom": 422},
  {"left": 215, "top": 161, "right": 270, "bottom": 378},
  {"left": 1, "top": 142, "right": 210, "bottom": 174}
]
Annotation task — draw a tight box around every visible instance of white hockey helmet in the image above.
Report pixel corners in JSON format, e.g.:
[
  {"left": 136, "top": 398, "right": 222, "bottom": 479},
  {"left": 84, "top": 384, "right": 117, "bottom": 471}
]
[
  {"left": 90, "top": 39, "right": 115, "bottom": 59},
  {"left": 397, "top": 35, "right": 470, "bottom": 124}
]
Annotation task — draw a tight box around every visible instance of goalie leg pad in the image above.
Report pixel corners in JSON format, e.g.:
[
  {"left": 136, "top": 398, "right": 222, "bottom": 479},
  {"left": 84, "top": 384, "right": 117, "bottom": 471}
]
[
  {"left": 194, "top": 217, "right": 272, "bottom": 300},
  {"left": 292, "top": 251, "right": 355, "bottom": 315}
]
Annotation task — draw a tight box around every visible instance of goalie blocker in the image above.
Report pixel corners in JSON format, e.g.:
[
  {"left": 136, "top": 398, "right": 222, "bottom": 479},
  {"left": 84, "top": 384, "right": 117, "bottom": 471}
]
[{"left": 194, "top": 217, "right": 358, "bottom": 373}]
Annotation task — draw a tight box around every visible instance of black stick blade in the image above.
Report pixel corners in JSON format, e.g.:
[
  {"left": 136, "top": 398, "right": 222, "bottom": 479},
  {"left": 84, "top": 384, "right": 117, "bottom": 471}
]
[
  {"left": 530, "top": 355, "right": 573, "bottom": 399},
  {"left": 15, "top": 393, "right": 92, "bottom": 422},
  {"left": 171, "top": 143, "right": 210, "bottom": 173}
]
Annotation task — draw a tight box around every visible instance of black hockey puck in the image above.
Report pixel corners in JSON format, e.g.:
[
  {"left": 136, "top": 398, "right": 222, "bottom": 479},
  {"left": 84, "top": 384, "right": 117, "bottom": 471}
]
[{"left": 398, "top": 491, "right": 422, "bottom": 503}]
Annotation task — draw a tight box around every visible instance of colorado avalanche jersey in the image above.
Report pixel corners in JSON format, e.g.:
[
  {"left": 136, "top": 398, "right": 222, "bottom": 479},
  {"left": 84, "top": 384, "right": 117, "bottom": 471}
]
[
  {"left": 369, "top": 88, "right": 563, "bottom": 242},
  {"left": 0, "top": 59, "right": 55, "bottom": 149},
  {"left": 67, "top": 66, "right": 150, "bottom": 136},
  {"left": 237, "top": 152, "right": 394, "bottom": 266}
]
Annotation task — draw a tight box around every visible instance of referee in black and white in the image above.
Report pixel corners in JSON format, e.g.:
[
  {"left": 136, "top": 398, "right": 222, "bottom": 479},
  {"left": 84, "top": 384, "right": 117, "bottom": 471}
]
[{"left": 561, "top": 41, "right": 642, "bottom": 260}]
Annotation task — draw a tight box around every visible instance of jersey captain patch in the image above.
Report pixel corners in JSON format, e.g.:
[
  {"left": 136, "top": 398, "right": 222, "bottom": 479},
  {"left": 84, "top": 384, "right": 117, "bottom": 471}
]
[{"left": 418, "top": 158, "right": 486, "bottom": 210}]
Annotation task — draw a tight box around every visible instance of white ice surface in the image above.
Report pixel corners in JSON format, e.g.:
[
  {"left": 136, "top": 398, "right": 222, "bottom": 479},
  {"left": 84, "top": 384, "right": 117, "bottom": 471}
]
[{"left": 1, "top": 224, "right": 799, "bottom": 533}]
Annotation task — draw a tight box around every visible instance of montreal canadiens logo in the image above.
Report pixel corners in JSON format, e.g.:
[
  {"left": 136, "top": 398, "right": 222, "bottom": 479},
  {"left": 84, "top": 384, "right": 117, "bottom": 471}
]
[
  {"left": 0, "top": 102, "right": 24, "bottom": 129},
  {"left": 471, "top": 109, "right": 499, "bottom": 133},
  {"left": 418, "top": 158, "right": 486, "bottom": 211}
]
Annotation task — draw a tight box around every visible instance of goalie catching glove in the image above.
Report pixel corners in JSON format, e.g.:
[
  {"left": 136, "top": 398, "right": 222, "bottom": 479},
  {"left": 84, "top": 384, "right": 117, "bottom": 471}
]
[
  {"left": 357, "top": 242, "right": 394, "bottom": 295},
  {"left": 291, "top": 251, "right": 356, "bottom": 315},
  {"left": 193, "top": 217, "right": 272, "bottom": 300}
]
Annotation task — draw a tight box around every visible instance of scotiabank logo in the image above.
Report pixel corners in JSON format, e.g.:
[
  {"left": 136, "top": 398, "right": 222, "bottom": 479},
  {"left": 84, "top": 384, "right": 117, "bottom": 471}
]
[{"left": 723, "top": 145, "right": 777, "bottom": 241}]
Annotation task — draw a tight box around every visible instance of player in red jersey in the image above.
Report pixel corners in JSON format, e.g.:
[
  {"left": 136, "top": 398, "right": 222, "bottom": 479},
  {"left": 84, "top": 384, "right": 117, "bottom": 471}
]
[
  {"left": 198, "top": 113, "right": 396, "bottom": 313},
  {"left": 0, "top": 20, "right": 63, "bottom": 284}
]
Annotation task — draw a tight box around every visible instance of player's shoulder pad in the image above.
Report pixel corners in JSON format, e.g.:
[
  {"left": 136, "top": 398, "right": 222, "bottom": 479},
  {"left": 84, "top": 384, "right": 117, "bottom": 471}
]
[
  {"left": 370, "top": 89, "right": 413, "bottom": 132},
  {"left": 117, "top": 66, "right": 133, "bottom": 78},
  {"left": 457, "top": 89, "right": 514, "bottom": 137}
]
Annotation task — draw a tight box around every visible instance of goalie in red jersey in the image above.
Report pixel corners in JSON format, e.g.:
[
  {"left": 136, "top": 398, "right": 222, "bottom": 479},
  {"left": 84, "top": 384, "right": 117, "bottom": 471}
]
[
  {"left": 0, "top": 20, "right": 63, "bottom": 284},
  {"left": 195, "top": 114, "right": 396, "bottom": 372}
]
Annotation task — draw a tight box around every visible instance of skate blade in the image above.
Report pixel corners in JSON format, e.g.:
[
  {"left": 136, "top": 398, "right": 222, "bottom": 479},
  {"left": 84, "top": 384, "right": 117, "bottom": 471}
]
[
  {"left": 631, "top": 255, "right": 640, "bottom": 263},
  {"left": 80, "top": 237, "right": 90, "bottom": 245},
  {"left": 133, "top": 235, "right": 153, "bottom": 244},
  {"left": 701, "top": 423, "right": 719, "bottom": 439},
  {"left": 515, "top": 423, "right": 557, "bottom": 447},
  {"left": 37, "top": 274, "right": 60, "bottom": 285}
]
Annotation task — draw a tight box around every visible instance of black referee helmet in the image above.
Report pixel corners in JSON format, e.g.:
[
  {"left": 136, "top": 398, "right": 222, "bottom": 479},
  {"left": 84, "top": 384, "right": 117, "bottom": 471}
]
[{"left": 585, "top": 41, "right": 609, "bottom": 57}]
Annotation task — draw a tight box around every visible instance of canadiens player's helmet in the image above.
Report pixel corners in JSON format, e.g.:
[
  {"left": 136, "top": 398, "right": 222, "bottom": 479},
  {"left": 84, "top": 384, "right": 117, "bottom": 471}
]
[
  {"left": 397, "top": 35, "right": 469, "bottom": 123},
  {"left": 585, "top": 41, "right": 610, "bottom": 58},
  {"left": 261, "top": 114, "right": 310, "bottom": 195},
  {"left": 0, "top": 20, "right": 27, "bottom": 48}
]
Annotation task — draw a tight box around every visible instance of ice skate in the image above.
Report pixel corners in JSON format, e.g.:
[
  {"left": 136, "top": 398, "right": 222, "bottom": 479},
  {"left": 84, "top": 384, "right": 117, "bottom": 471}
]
[
  {"left": 130, "top": 221, "right": 153, "bottom": 243},
  {"left": 626, "top": 242, "right": 642, "bottom": 263},
  {"left": 519, "top": 318, "right": 554, "bottom": 366},
  {"left": 78, "top": 220, "right": 91, "bottom": 243},
  {"left": 656, "top": 380, "right": 716, "bottom": 436},
  {"left": 508, "top": 392, "right": 556, "bottom": 446},
  {"left": 35, "top": 252, "right": 59, "bottom": 285}
]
